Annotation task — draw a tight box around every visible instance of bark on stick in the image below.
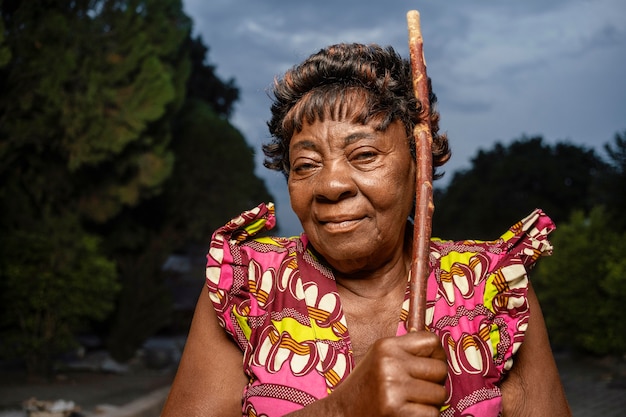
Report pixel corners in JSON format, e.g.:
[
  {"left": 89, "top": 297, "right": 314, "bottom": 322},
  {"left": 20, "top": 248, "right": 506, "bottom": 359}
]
[{"left": 406, "top": 10, "right": 433, "bottom": 332}]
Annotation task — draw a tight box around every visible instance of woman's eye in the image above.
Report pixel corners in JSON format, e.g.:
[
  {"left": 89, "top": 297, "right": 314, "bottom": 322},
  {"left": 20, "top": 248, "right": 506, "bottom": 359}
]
[
  {"left": 292, "top": 160, "right": 317, "bottom": 175},
  {"left": 352, "top": 151, "right": 377, "bottom": 162}
]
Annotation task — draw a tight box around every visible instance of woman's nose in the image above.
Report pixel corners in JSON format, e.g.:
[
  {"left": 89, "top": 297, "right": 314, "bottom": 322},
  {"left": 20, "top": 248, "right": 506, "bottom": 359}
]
[{"left": 313, "top": 161, "right": 357, "bottom": 202}]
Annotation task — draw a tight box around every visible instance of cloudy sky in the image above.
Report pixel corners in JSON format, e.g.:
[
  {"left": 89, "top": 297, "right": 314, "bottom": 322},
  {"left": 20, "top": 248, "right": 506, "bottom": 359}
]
[{"left": 182, "top": 0, "right": 626, "bottom": 236}]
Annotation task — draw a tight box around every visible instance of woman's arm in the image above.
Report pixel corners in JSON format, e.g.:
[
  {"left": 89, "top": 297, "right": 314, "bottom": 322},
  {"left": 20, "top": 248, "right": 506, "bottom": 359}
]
[
  {"left": 161, "top": 286, "right": 248, "bottom": 417},
  {"left": 500, "top": 283, "right": 572, "bottom": 416}
]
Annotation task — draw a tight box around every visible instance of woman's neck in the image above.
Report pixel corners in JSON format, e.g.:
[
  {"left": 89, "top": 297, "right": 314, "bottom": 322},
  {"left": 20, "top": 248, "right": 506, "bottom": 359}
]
[{"left": 334, "top": 248, "right": 411, "bottom": 300}]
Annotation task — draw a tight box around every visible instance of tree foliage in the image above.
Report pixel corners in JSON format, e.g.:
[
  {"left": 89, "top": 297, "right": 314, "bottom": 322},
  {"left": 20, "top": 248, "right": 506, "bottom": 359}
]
[
  {"left": 99, "top": 45, "right": 271, "bottom": 362},
  {"left": 99, "top": 98, "right": 274, "bottom": 360},
  {"left": 0, "top": 0, "right": 191, "bottom": 224},
  {"left": 596, "top": 131, "right": 626, "bottom": 230},
  {"left": 432, "top": 136, "right": 608, "bottom": 240},
  {"left": 167, "top": 99, "right": 273, "bottom": 238},
  {"left": 533, "top": 207, "right": 626, "bottom": 355},
  {"left": 0, "top": 214, "right": 118, "bottom": 376},
  {"left": 186, "top": 36, "right": 239, "bottom": 118},
  {"left": 433, "top": 132, "right": 626, "bottom": 355},
  {"left": 0, "top": 0, "right": 273, "bottom": 372}
]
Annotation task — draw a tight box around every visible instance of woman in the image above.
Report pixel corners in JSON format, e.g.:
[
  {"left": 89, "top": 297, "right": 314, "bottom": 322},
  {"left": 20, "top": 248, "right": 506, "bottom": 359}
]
[{"left": 162, "top": 43, "right": 571, "bottom": 416}]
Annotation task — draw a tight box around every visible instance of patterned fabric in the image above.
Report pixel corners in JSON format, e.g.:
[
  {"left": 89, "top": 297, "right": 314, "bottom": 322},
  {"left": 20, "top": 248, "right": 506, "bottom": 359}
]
[{"left": 206, "top": 202, "right": 555, "bottom": 417}]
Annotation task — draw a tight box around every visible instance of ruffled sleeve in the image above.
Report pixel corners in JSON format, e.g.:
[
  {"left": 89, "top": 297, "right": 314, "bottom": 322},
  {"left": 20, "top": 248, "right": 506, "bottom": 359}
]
[
  {"left": 430, "top": 209, "right": 555, "bottom": 371},
  {"left": 205, "top": 202, "right": 278, "bottom": 347},
  {"left": 428, "top": 209, "right": 555, "bottom": 416},
  {"left": 483, "top": 209, "right": 555, "bottom": 369}
]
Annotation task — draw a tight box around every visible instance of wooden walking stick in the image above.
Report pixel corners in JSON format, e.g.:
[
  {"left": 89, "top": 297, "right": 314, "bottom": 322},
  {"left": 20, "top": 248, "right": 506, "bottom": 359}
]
[{"left": 406, "top": 10, "right": 434, "bottom": 332}]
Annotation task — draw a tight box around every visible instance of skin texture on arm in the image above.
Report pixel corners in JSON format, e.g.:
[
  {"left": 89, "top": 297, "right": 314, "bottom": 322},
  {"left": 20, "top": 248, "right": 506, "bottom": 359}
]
[
  {"left": 161, "top": 286, "right": 247, "bottom": 417},
  {"left": 500, "top": 283, "right": 572, "bottom": 417}
]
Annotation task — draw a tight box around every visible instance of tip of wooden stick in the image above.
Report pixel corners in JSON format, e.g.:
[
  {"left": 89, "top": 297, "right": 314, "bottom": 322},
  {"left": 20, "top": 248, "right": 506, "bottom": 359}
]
[{"left": 407, "top": 10, "right": 421, "bottom": 28}]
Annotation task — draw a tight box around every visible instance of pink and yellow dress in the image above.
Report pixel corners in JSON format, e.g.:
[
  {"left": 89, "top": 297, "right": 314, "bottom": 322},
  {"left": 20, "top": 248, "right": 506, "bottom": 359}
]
[{"left": 206, "top": 202, "right": 555, "bottom": 417}]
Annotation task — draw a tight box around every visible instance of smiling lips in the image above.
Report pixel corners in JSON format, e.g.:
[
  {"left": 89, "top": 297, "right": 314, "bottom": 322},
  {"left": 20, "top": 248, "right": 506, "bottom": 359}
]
[{"left": 318, "top": 216, "right": 365, "bottom": 232}]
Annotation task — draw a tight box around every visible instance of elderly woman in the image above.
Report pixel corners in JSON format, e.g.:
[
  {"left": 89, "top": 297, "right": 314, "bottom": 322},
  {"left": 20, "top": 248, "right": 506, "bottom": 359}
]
[{"left": 162, "top": 43, "right": 571, "bottom": 416}]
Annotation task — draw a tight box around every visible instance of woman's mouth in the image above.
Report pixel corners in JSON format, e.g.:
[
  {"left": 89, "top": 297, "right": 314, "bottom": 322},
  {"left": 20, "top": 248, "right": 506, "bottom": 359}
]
[{"left": 320, "top": 218, "right": 364, "bottom": 232}]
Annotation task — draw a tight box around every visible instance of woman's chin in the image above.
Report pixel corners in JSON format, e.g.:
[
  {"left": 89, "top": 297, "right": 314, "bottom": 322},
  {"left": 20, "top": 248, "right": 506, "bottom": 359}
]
[{"left": 314, "top": 240, "right": 380, "bottom": 275}]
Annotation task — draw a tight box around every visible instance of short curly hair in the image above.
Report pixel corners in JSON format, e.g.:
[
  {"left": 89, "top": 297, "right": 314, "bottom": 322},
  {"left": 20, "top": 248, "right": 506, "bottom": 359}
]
[{"left": 263, "top": 43, "right": 450, "bottom": 178}]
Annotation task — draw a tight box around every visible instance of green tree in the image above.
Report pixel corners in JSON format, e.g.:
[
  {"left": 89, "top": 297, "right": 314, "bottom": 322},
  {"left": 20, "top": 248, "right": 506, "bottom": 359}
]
[
  {"left": 533, "top": 207, "right": 626, "bottom": 355},
  {"left": 0, "top": 0, "right": 191, "bottom": 226},
  {"left": 0, "top": 0, "right": 191, "bottom": 373},
  {"left": 433, "top": 136, "right": 608, "bottom": 240},
  {"left": 0, "top": 214, "right": 118, "bottom": 376},
  {"left": 169, "top": 99, "right": 274, "bottom": 234},
  {"left": 597, "top": 131, "right": 626, "bottom": 230},
  {"left": 186, "top": 35, "right": 239, "bottom": 118},
  {"left": 1, "top": 0, "right": 275, "bottom": 370},
  {"left": 101, "top": 78, "right": 273, "bottom": 362},
  {"left": 99, "top": 211, "right": 177, "bottom": 361}
]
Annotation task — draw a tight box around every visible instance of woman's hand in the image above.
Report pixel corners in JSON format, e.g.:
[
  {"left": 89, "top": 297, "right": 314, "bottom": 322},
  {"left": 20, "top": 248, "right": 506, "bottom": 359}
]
[
  {"left": 290, "top": 331, "right": 448, "bottom": 417},
  {"left": 339, "top": 331, "right": 448, "bottom": 416}
]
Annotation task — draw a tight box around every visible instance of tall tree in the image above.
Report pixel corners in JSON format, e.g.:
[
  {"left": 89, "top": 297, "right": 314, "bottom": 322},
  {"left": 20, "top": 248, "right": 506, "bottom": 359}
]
[
  {"left": 100, "top": 37, "right": 273, "bottom": 360},
  {"left": 598, "top": 131, "right": 626, "bottom": 230},
  {"left": 0, "top": 0, "right": 191, "bottom": 225},
  {"left": 186, "top": 35, "right": 239, "bottom": 118},
  {"left": 432, "top": 136, "right": 608, "bottom": 240},
  {"left": 0, "top": 0, "right": 191, "bottom": 373},
  {"left": 0, "top": 213, "right": 118, "bottom": 376}
]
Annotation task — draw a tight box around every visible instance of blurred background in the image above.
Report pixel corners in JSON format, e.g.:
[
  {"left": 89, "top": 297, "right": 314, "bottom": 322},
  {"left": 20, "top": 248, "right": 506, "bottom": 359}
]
[{"left": 0, "top": 0, "right": 625, "bottom": 413}]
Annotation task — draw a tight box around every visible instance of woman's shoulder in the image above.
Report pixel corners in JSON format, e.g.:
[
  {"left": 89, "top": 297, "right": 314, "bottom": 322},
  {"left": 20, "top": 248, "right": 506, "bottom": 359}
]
[
  {"left": 206, "top": 203, "right": 302, "bottom": 291},
  {"left": 208, "top": 202, "right": 300, "bottom": 261},
  {"left": 210, "top": 202, "right": 280, "bottom": 245}
]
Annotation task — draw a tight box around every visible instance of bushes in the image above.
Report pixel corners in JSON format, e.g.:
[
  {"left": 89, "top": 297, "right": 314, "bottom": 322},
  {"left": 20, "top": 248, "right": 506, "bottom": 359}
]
[
  {"left": 0, "top": 214, "right": 118, "bottom": 376},
  {"left": 533, "top": 207, "right": 626, "bottom": 355}
]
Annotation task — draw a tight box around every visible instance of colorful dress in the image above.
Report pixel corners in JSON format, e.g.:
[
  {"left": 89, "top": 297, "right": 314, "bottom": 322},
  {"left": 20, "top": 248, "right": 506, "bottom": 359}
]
[{"left": 206, "top": 202, "right": 555, "bottom": 417}]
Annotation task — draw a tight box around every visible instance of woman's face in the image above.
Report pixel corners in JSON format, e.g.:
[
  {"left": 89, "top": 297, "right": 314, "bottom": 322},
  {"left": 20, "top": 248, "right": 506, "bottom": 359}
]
[{"left": 288, "top": 116, "right": 416, "bottom": 275}]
